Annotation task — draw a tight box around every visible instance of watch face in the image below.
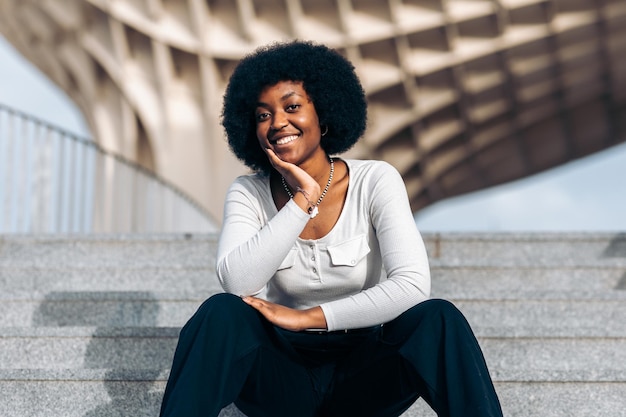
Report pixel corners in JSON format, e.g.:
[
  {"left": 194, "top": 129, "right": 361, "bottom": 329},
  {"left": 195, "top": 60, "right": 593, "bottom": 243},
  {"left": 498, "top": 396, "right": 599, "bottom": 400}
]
[{"left": 308, "top": 205, "right": 319, "bottom": 218}]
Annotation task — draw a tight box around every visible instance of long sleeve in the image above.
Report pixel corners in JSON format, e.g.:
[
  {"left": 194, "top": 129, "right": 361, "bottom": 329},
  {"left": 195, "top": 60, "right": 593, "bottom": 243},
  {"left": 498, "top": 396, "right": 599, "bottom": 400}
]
[
  {"left": 320, "top": 162, "right": 431, "bottom": 330},
  {"left": 216, "top": 177, "right": 310, "bottom": 296},
  {"left": 215, "top": 161, "right": 431, "bottom": 332}
]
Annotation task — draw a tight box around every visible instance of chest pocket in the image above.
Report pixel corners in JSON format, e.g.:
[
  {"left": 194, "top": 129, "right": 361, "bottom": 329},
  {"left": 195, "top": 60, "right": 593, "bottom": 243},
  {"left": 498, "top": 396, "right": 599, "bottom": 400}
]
[
  {"left": 277, "top": 247, "right": 298, "bottom": 270},
  {"left": 327, "top": 234, "right": 370, "bottom": 267}
]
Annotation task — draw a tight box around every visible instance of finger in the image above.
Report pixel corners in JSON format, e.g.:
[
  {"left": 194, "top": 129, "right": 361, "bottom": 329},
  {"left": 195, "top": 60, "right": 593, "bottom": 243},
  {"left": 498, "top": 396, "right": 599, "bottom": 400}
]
[
  {"left": 266, "top": 148, "right": 303, "bottom": 177},
  {"left": 265, "top": 148, "right": 285, "bottom": 170},
  {"left": 242, "top": 297, "right": 272, "bottom": 315},
  {"left": 242, "top": 296, "right": 260, "bottom": 306}
]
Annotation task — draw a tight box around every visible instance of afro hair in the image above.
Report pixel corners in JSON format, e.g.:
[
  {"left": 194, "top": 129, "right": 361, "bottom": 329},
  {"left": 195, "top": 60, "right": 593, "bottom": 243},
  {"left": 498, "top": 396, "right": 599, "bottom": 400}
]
[{"left": 221, "top": 40, "right": 367, "bottom": 174}]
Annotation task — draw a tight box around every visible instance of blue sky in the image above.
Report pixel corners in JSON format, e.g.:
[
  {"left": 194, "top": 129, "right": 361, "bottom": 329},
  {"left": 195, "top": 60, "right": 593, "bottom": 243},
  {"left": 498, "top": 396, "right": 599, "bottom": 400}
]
[
  {"left": 415, "top": 147, "right": 626, "bottom": 231},
  {"left": 1, "top": 35, "right": 625, "bottom": 232},
  {"left": 0, "top": 37, "right": 90, "bottom": 137}
]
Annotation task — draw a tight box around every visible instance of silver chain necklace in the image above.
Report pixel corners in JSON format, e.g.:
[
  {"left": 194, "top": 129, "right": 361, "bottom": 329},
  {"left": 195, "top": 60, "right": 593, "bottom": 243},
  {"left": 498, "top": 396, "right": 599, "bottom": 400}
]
[{"left": 281, "top": 157, "right": 334, "bottom": 218}]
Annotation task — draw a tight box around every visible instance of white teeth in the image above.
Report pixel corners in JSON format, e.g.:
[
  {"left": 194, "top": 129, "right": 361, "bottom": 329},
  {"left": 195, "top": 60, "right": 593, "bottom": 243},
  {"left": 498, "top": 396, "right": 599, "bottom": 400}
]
[{"left": 275, "top": 135, "right": 298, "bottom": 145}]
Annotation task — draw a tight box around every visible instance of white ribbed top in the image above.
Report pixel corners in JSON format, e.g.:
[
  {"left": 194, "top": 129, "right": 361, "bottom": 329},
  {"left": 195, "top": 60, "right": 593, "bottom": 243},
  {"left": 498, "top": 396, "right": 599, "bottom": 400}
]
[{"left": 216, "top": 159, "right": 430, "bottom": 331}]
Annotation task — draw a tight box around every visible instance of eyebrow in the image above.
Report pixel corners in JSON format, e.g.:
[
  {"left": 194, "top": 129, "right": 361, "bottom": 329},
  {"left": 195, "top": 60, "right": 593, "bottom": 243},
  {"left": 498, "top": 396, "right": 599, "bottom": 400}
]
[
  {"left": 256, "top": 90, "right": 304, "bottom": 108},
  {"left": 280, "top": 91, "right": 299, "bottom": 101}
]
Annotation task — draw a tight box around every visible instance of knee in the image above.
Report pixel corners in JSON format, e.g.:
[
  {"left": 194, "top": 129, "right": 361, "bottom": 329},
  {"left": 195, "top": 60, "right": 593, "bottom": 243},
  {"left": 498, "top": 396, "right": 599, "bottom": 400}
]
[
  {"left": 196, "top": 293, "right": 251, "bottom": 321},
  {"left": 386, "top": 299, "right": 473, "bottom": 347},
  {"left": 400, "top": 299, "right": 469, "bottom": 330},
  {"left": 420, "top": 299, "right": 465, "bottom": 321},
  {"left": 203, "top": 292, "right": 243, "bottom": 310},
  {"left": 183, "top": 293, "right": 255, "bottom": 333},
  {"left": 422, "top": 298, "right": 460, "bottom": 314}
]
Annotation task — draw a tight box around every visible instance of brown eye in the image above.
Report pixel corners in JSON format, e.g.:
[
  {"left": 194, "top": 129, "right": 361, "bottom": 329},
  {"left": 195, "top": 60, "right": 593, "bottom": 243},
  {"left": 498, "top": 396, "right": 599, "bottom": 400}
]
[{"left": 256, "top": 112, "right": 270, "bottom": 122}]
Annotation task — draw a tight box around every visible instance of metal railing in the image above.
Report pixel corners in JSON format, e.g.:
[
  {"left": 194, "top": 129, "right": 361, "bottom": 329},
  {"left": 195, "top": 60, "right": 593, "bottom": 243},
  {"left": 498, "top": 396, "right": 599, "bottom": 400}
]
[{"left": 0, "top": 103, "right": 217, "bottom": 233}]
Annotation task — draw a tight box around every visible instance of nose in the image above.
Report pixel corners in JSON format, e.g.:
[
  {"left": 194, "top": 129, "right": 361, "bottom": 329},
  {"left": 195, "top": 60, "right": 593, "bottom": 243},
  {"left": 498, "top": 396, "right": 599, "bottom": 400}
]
[{"left": 271, "top": 111, "right": 288, "bottom": 131}]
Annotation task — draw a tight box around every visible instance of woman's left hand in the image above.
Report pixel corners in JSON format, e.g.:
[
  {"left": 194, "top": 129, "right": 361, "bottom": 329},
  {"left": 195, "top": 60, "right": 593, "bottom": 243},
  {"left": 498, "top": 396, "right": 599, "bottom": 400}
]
[{"left": 241, "top": 296, "right": 327, "bottom": 332}]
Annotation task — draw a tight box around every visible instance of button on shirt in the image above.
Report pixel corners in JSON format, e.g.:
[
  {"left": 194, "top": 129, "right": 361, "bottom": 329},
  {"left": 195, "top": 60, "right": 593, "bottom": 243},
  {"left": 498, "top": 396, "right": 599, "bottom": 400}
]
[{"left": 216, "top": 159, "right": 431, "bottom": 331}]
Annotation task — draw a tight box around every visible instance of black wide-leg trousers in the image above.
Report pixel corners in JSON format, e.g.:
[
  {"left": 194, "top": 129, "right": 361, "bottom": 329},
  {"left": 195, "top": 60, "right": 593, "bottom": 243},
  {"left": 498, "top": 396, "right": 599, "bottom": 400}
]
[{"left": 159, "top": 293, "right": 503, "bottom": 417}]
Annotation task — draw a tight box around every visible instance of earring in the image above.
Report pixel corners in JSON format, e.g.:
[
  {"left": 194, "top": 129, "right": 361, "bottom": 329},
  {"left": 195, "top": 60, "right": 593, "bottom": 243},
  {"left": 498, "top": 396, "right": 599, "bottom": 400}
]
[{"left": 321, "top": 125, "right": 329, "bottom": 137}]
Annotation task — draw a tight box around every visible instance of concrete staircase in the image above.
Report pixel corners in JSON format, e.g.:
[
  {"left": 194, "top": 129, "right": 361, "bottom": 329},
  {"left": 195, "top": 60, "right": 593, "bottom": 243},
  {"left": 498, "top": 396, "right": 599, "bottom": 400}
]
[{"left": 0, "top": 233, "right": 625, "bottom": 417}]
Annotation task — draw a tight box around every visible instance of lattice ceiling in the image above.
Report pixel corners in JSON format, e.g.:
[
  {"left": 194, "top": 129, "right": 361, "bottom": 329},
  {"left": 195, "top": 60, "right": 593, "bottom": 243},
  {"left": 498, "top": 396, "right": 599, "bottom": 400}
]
[{"left": 1, "top": 0, "right": 625, "bottom": 216}]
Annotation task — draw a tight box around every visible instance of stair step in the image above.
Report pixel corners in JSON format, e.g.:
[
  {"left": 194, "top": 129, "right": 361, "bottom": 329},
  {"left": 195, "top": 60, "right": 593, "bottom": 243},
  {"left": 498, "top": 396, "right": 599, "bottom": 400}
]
[
  {"left": 1, "top": 293, "right": 624, "bottom": 333},
  {"left": 481, "top": 337, "right": 626, "bottom": 377},
  {"left": 2, "top": 364, "right": 625, "bottom": 383},
  {"left": 2, "top": 265, "right": 624, "bottom": 293},
  {"left": 0, "top": 267, "right": 220, "bottom": 293},
  {"left": 1, "top": 327, "right": 624, "bottom": 375},
  {"left": 0, "top": 327, "right": 178, "bottom": 369},
  {"left": 0, "top": 292, "right": 208, "bottom": 327},
  {"left": 0, "top": 235, "right": 217, "bottom": 268},
  {"left": 431, "top": 266, "right": 625, "bottom": 293},
  {"left": 1, "top": 233, "right": 625, "bottom": 416},
  {"left": 424, "top": 233, "right": 626, "bottom": 266},
  {"left": 455, "top": 298, "right": 626, "bottom": 337},
  {"left": 0, "top": 376, "right": 169, "bottom": 417},
  {"left": 0, "top": 375, "right": 624, "bottom": 417},
  {"left": 2, "top": 233, "right": 626, "bottom": 267}
]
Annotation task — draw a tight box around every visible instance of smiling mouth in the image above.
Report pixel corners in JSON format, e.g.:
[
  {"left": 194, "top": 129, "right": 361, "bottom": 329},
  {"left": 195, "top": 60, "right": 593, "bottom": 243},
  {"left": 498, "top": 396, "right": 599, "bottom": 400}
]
[{"left": 273, "top": 134, "right": 299, "bottom": 145}]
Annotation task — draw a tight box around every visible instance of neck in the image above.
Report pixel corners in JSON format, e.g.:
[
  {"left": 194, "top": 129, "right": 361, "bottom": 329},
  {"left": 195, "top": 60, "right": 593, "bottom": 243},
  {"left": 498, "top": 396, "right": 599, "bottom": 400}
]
[{"left": 300, "top": 153, "right": 332, "bottom": 186}]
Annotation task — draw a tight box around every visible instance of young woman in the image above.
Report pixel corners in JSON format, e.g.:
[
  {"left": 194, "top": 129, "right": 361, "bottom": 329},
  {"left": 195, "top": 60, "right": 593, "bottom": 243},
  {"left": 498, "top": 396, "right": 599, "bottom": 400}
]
[{"left": 160, "top": 40, "right": 503, "bottom": 417}]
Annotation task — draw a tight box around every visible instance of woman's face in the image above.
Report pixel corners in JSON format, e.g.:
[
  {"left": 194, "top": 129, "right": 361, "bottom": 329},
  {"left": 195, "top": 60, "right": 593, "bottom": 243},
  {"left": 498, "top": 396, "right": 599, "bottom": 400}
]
[{"left": 255, "top": 80, "right": 324, "bottom": 166}]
